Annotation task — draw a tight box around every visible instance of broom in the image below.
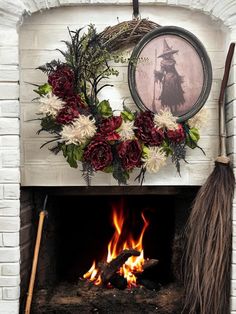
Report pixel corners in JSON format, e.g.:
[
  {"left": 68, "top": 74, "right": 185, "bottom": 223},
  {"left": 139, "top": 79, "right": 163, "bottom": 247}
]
[{"left": 183, "top": 43, "right": 235, "bottom": 314}]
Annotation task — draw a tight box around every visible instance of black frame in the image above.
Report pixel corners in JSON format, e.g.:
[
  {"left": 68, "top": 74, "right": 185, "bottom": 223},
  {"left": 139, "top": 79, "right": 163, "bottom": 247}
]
[{"left": 128, "top": 26, "right": 212, "bottom": 122}]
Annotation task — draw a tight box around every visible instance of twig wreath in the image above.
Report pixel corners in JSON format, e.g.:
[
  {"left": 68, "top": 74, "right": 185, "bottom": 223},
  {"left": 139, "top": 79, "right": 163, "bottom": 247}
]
[{"left": 33, "top": 19, "right": 206, "bottom": 185}]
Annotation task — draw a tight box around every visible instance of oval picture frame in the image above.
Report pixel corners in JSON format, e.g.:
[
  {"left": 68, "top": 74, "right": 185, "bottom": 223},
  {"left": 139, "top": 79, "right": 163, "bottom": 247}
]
[{"left": 128, "top": 26, "right": 212, "bottom": 122}]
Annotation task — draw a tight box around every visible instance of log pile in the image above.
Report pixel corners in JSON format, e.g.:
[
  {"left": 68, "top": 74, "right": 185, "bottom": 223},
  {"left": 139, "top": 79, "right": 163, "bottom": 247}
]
[{"left": 93, "top": 249, "right": 159, "bottom": 290}]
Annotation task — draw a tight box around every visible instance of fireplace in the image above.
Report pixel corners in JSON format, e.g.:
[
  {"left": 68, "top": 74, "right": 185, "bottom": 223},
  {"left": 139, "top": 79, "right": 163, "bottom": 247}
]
[{"left": 20, "top": 186, "right": 198, "bottom": 313}]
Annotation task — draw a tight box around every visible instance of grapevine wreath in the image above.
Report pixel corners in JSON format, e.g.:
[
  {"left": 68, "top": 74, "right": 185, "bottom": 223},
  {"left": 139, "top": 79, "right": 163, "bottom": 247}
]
[{"left": 33, "top": 19, "right": 206, "bottom": 185}]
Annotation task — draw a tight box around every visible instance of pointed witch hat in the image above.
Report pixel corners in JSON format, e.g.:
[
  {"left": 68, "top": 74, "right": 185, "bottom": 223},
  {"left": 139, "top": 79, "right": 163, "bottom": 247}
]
[{"left": 158, "top": 38, "right": 178, "bottom": 58}]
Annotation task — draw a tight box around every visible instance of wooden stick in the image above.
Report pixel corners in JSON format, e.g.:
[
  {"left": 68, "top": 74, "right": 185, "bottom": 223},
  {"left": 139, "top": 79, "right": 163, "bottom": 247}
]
[{"left": 25, "top": 210, "right": 46, "bottom": 314}]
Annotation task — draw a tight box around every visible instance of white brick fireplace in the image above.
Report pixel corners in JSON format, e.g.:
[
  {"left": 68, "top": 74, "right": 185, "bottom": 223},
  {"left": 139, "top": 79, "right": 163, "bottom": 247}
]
[{"left": 1, "top": 0, "right": 236, "bottom": 313}]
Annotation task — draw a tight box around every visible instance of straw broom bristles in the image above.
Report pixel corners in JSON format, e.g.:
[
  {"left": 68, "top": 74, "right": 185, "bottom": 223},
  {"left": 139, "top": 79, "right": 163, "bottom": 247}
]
[
  {"left": 184, "top": 158, "right": 234, "bottom": 313},
  {"left": 183, "top": 43, "right": 235, "bottom": 314}
]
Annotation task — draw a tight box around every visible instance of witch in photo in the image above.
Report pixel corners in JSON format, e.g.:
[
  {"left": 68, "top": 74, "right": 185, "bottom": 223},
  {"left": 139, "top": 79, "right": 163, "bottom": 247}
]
[{"left": 153, "top": 39, "right": 185, "bottom": 115}]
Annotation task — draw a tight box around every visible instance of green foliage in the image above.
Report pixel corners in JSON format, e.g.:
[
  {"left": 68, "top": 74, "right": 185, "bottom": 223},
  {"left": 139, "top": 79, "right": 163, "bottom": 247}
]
[
  {"left": 61, "top": 144, "right": 84, "bottom": 168},
  {"left": 121, "top": 110, "right": 135, "bottom": 122},
  {"left": 34, "top": 83, "right": 52, "bottom": 96},
  {"left": 161, "top": 140, "right": 173, "bottom": 157},
  {"left": 186, "top": 127, "right": 200, "bottom": 149},
  {"left": 97, "top": 100, "right": 113, "bottom": 118},
  {"left": 37, "top": 59, "right": 62, "bottom": 74},
  {"left": 39, "top": 116, "right": 62, "bottom": 134}
]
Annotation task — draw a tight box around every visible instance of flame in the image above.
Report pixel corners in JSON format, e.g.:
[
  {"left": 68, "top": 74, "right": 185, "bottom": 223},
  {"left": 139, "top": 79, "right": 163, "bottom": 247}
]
[{"left": 83, "top": 201, "right": 149, "bottom": 288}]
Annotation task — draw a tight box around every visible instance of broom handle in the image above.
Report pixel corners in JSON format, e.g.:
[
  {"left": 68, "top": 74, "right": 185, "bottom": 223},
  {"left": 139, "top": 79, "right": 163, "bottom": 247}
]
[
  {"left": 219, "top": 42, "right": 235, "bottom": 157},
  {"left": 25, "top": 210, "right": 46, "bottom": 314}
]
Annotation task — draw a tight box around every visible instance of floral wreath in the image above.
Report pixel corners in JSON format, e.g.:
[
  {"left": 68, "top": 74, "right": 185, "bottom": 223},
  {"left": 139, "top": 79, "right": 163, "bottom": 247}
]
[{"left": 33, "top": 23, "right": 206, "bottom": 185}]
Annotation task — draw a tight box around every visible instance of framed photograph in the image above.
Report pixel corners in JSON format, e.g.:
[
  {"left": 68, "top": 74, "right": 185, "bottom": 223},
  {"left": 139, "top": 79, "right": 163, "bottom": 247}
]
[{"left": 128, "top": 26, "right": 212, "bottom": 122}]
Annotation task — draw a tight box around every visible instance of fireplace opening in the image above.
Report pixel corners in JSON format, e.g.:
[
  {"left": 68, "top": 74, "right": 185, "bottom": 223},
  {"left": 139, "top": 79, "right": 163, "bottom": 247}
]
[{"left": 20, "top": 187, "right": 198, "bottom": 313}]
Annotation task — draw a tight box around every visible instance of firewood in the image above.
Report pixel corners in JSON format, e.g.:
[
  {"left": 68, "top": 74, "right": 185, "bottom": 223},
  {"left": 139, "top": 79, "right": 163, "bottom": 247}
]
[
  {"left": 101, "top": 249, "right": 140, "bottom": 284},
  {"left": 142, "top": 259, "right": 159, "bottom": 271},
  {"left": 110, "top": 273, "right": 127, "bottom": 290},
  {"left": 137, "top": 278, "right": 161, "bottom": 291}
]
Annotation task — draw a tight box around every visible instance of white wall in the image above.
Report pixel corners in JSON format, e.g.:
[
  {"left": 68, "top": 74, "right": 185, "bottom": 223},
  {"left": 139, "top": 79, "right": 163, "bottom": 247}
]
[{"left": 19, "top": 5, "right": 228, "bottom": 186}]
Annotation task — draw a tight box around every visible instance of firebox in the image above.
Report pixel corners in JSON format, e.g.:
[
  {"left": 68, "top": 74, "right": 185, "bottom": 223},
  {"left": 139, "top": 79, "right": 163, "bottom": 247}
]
[{"left": 20, "top": 186, "right": 199, "bottom": 314}]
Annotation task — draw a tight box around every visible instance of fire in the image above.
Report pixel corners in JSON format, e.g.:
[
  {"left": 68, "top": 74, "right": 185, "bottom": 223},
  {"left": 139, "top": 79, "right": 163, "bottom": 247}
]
[{"left": 83, "top": 201, "right": 149, "bottom": 288}]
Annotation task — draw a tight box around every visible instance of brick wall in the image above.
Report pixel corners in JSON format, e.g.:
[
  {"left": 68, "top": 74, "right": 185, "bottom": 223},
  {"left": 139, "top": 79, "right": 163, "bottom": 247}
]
[{"left": 0, "top": 0, "right": 236, "bottom": 313}]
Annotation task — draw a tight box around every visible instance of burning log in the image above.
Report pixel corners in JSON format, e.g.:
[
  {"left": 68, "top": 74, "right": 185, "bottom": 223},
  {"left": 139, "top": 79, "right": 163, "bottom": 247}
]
[
  {"left": 143, "top": 259, "right": 159, "bottom": 271},
  {"left": 110, "top": 273, "right": 127, "bottom": 290},
  {"left": 100, "top": 249, "right": 140, "bottom": 285}
]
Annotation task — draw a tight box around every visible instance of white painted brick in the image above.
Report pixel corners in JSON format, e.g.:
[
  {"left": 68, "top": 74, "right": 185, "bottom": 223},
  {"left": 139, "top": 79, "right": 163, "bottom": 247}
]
[
  {"left": 0, "top": 83, "right": 19, "bottom": 100},
  {"left": 0, "top": 233, "right": 3, "bottom": 246},
  {"left": 0, "top": 248, "right": 20, "bottom": 262},
  {"left": 0, "top": 101, "right": 19, "bottom": 118},
  {"left": 3, "top": 233, "right": 19, "bottom": 247},
  {"left": 0, "top": 276, "right": 20, "bottom": 287},
  {"left": 0, "top": 185, "right": 3, "bottom": 199},
  {"left": 2, "top": 287, "right": 20, "bottom": 300},
  {"left": 0, "top": 136, "right": 19, "bottom": 149},
  {"left": 232, "top": 297, "right": 236, "bottom": 312},
  {"left": 0, "top": 301, "right": 18, "bottom": 314},
  {"left": 0, "top": 169, "right": 20, "bottom": 184},
  {"left": 0, "top": 218, "right": 20, "bottom": 233},
  {"left": 0, "top": 29, "right": 18, "bottom": 46},
  {"left": 3, "top": 185, "right": 20, "bottom": 200},
  {"left": 1, "top": 264, "right": 19, "bottom": 276},
  {"left": 0, "top": 66, "right": 19, "bottom": 82},
  {"left": 0, "top": 119, "right": 19, "bottom": 135},
  {"left": 0, "top": 48, "right": 18, "bottom": 65},
  {"left": 0, "top": 200, "right": 20, "bottom": 216},
  {"left": 232, "top": 278, "right": 236, "bottom": 295},
  {"left": 2, "top": 151, "right": 20, "bottom": 168},
  {"left": 233, "top": 250, "right": 236, "bottom": 264}
]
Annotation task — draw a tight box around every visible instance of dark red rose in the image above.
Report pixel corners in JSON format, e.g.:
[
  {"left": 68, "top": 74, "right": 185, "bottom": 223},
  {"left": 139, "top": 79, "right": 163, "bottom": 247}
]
[
  {"left": 65, "top": 95, "right": 86, "bottom": 109},
  {"left": 98, "top": 116, "right": 122, "bottom": 141},
  {"left": 99, "top": 116, "right": 122, "bottom": 133},
  {"left": 83, "top": 140, "right": 113, "bottom": 171},
  {"left": 117, "top": 140, "right": 142, "bottom": 171},
  {"left": 134, "top": 111, "right": 164, "bottom": 146},
  {"left": 167, "top": 125, "right": 185, "bottom": 143},
  {"left": 56, "top": 105, "right": 79, "bottom": 124},
  {"left": 48, "top": 66, "right": 74, "bottom": 99}
]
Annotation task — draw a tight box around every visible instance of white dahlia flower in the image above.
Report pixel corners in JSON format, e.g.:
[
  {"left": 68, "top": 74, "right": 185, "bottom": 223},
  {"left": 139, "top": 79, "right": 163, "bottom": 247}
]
[
  {"left": 188, "top": 108, "right": 208, "bottom": 129},
  {"left": 39, "top": 92, "right": 64, "bottom": 117},
  {"left": 142, "top": 147, "right": 166, "bottom": 173},
  {"left": 61, "top": 115, "right": 97, "bottom": 145},
  {"left": 118, "top": 120, "right": 135, "bottom": 141},
  {"left": 154, "top": 108, "right": 178, "bottom": 130}
]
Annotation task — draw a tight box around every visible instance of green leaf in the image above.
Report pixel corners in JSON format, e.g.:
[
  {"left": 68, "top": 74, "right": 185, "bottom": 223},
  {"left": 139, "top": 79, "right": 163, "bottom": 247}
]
[
  {"left": 161, "top": 140, "right": 173, "bottom": 156},
  {"left": 103, "top": 165, "right": 113, "bottom": 173},
  {"left": 97, "top": 100, "right": 113, "bottom": 118},
  {"left": 61, "top": 144, "right": 85, "bottom": 168},
  {"left": 189, "top": 128, "right": 200, "bottom": 143},
  {"left": 73, "top": 145, "right": 84, "bottom": 161},
  {"left": 121, "top": 110, "right": 135, "bottom": 121},
  {"left": 142, "top": 145, "right": 149, "bottom": 158},
  {"left": 34, "top": 83, "right": 52, "bottom": 96}
]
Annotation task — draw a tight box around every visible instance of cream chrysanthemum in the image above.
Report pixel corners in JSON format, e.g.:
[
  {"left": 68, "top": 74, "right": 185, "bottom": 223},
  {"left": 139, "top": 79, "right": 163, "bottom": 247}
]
[
  {"left": 142, "top": 147, "right": 166, "bottom": 173},
  {"left": 154, "top": 108, "right": 178, "bottom": 130},
  {"left": 60, "top": 125, "right": 79, "bottom": 145},
  {"left": 118, "top": 120, "right": 135, "bottom": 141},
  {"left": 188, "top": 108, "right": 208, "bottom": 129},
  {"left": 39, "top": 92, "right": 65, "bottom": 117},
  {"left": 60, "top": 115, "right": 97, "bottom": 145}
]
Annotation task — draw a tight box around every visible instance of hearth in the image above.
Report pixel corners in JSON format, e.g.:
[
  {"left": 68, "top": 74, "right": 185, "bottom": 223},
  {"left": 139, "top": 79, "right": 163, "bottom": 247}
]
[{"left": 20, "top": 187, "right": 198, "bottom": 313}]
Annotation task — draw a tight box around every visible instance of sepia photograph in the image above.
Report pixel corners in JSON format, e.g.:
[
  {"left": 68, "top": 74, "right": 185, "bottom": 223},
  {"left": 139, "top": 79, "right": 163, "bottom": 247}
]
[{"left": 128, "top": 26, "right": 212, "bottom": 122}]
